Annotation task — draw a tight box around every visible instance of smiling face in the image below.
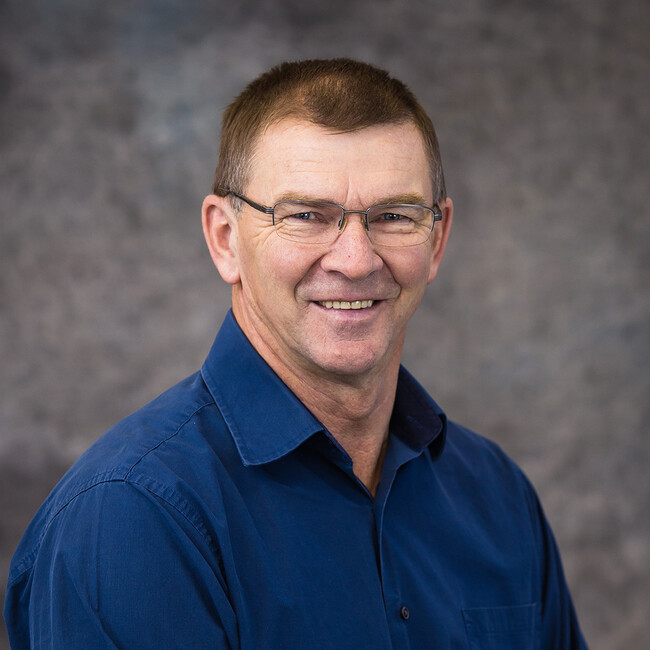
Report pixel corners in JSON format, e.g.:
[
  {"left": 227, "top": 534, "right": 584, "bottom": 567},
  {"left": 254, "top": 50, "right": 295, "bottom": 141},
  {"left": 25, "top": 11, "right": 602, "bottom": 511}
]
[{"left": 203, "top": 119, "right": 452, "bottom": 386}]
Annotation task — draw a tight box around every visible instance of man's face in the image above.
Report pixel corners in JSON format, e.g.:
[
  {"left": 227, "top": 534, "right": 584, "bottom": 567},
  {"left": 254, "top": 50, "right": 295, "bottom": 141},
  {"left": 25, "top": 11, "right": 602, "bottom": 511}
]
[{"left": 209, "top": 119, "right": 452, "bottom": 382}]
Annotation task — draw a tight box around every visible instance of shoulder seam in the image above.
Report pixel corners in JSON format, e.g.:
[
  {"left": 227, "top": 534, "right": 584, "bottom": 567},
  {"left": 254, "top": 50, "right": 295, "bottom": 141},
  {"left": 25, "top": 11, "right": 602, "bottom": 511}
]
[
  {"left": 9, "top": 399, "right": 218, "bottom": 583},
  {"left": 8, "top": 473, "right": 219, "bottom": 583},
  {"left": 9, "top": 477, "right": 133, "bottom": 581},
  {"left": 124, "top": 400, "right": 215, "bottom": 479}
]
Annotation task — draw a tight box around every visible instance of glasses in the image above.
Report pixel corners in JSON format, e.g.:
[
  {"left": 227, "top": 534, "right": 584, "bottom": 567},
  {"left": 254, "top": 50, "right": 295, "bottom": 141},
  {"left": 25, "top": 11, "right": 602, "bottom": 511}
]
[{"left": 225, "top": 192, "right": 442, "bottom": 247}]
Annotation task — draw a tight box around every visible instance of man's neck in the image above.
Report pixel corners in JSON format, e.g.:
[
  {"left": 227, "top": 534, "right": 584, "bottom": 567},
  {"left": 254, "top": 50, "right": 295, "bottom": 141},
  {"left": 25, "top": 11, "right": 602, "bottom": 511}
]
[
  {"left": 233, "top": 303, "right": 401, "bottom": 495},
  {"left": 283, "top": 363, "right": 399, "bottom": 496}
]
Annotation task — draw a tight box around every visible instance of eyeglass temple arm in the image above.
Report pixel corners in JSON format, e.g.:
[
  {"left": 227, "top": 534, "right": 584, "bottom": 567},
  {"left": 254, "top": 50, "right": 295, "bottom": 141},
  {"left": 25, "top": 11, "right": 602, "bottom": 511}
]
[{"left": 226, "top": 192, "right": 274, "bottom": 215}]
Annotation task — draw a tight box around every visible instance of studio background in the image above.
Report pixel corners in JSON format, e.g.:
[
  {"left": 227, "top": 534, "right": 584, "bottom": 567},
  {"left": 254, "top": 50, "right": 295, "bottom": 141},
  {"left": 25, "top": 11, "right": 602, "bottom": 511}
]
[{"left": 1, "top": 1, "right": 648, "bottom": 648}]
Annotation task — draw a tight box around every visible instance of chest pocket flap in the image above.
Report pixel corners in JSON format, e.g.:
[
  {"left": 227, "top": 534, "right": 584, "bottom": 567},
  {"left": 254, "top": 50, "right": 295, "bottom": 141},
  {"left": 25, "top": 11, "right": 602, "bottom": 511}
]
[{"left": 462, "top": 603, "right": 540, "bottom": 650}]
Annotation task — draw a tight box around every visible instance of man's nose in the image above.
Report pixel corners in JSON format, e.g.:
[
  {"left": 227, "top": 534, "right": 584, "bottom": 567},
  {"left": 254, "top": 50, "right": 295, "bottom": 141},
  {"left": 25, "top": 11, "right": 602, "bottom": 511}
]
[{"left": 320, "top": 213, "right": 383, "bottom": 279}]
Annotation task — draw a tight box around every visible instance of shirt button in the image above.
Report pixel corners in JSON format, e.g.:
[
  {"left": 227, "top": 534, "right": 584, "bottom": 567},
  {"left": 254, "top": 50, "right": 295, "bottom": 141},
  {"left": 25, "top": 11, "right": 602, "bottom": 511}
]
[{"left": 400, "top": 605, "right": 410, "bottom": 620}]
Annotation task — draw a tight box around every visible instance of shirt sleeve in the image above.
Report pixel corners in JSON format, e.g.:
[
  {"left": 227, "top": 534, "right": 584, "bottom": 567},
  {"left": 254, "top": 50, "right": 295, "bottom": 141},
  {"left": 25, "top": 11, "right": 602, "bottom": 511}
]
[
  {"left": 524, "top": 475, "right": 589, "bottom": 649},
  {"left": 5, "top": 479, "right": 237, "bottom": 649}
]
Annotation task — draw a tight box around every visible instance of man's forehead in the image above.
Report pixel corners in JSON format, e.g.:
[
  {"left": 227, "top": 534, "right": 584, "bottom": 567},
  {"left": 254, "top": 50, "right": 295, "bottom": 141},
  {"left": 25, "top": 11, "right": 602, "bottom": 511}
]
[
  {"left": 247, "top": 118, "right": 431, "bottom": 201},
  {"left": 257, "top": 117, "right": 424, "bottom": 148}
]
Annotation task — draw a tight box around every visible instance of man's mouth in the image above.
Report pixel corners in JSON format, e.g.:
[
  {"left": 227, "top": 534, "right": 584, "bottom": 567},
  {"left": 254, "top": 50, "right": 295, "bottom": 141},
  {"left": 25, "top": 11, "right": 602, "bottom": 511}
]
[{"left": 317, "top": 300, "right": 375, "bottom": 310}]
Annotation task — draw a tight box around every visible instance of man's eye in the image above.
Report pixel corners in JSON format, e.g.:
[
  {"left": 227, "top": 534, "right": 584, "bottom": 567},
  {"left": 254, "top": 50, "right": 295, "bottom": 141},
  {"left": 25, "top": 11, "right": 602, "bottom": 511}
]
[
  {"left": 379, "top": 212, "right": 412, "bottom": 222},
  {"left": 288, "top": 211, "right": 317, "bottom": 221},
  {"left": 283, "top": 210, "right": 333, "bottom": 223}
]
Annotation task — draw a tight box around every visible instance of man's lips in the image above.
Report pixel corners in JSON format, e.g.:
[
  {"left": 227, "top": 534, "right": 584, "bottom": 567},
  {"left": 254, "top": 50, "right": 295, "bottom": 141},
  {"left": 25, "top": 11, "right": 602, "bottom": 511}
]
[{"left": 316, "top": 299, "right": 375, "bottom": 310}]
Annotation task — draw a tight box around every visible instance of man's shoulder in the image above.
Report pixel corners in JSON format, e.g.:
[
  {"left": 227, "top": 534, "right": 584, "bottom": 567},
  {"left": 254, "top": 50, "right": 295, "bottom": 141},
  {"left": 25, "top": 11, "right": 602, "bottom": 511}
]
[
  {"left": 395, "top": 367, "right": 532, "bottom": 493},
  {"left": 440, "top": 419, "right": 535, "bottom": 497},
  {"left": 66, "top": 371, "right": 218, "bottom": 486},
  {"left": 7, "top": 370, "right": 229, "bottom": 582},
  {"left": 444, "top": 419, "right": 514, "bottom": 460}
]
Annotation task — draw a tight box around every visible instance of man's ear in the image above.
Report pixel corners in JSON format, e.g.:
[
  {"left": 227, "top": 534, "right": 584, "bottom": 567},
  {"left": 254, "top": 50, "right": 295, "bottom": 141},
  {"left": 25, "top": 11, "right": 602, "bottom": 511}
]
[
  {"left": 427, "top": 197, "right": 453, "bottom": 284},
  {"left": 202, "top": 194, "right": 241, "bottom": 285}
]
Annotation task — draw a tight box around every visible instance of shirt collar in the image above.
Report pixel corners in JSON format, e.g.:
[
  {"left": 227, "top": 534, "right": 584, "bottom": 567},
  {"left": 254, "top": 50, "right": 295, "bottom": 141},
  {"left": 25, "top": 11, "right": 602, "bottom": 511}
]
[
  {"left": 201, "top": 311, "right": 325, "bottom": 466},
  {"left": 201, "top": 310, "right": 446, "bottom": 466},
  {"left": 390, "top": 365, "right": 447, "bottom": 457}
]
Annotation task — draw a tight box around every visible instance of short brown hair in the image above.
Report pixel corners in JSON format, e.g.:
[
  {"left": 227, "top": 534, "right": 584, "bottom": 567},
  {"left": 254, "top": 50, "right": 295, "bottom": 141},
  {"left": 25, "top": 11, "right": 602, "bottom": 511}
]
[{"left": 212, "top": 58, "right": 446, "bottom": 202}]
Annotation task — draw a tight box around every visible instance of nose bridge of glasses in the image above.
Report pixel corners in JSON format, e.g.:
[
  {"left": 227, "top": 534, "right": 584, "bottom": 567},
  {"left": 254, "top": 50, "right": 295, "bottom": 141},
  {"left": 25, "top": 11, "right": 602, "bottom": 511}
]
[{"left": 338, "top": 208, "right": 370, "bottom": 233}]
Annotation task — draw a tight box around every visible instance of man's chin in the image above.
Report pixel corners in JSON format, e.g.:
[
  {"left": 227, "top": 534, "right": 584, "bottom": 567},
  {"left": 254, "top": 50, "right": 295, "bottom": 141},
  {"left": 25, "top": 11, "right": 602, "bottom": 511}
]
[{"left": 303, "top": 344, "right": 391, "bottom": 381}]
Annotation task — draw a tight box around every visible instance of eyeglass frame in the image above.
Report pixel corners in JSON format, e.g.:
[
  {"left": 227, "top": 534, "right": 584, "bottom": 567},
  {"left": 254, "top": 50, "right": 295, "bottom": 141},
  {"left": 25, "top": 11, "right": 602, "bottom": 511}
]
[{"left": 222, "top": 191, "right": 443, "bottom": 247}]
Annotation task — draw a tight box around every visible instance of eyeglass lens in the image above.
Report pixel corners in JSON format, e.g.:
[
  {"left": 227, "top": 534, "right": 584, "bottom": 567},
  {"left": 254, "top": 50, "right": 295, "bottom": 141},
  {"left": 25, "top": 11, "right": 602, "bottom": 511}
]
[{"left": 273, "top": 201, "right": 434, "bottom": 246}]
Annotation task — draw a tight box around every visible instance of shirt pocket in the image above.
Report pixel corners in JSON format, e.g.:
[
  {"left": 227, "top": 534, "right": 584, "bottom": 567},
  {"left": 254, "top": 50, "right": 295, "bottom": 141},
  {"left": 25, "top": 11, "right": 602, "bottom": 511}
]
[{"left": 461, "top": 603, "right": 540, "bottom": 650}]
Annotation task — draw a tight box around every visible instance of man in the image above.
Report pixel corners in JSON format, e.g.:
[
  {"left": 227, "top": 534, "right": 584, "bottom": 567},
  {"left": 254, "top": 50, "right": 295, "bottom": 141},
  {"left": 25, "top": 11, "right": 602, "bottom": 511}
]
[{"left": 5, "top": 59, "right": 587, "bottom": 648}]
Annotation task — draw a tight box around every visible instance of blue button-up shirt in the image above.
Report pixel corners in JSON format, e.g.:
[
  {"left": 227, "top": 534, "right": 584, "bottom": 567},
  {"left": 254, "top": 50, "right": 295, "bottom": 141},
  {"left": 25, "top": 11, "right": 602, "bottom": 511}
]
[{"left": 5, "top": 311, "right": 587, "bottom": 648}]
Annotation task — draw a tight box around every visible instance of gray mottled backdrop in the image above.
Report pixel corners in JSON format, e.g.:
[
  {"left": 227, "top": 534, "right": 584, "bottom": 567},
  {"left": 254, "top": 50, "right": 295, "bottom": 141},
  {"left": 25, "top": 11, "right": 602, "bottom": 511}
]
[{"left": 1, "top": 1, "right": 648, "bottom": 648}]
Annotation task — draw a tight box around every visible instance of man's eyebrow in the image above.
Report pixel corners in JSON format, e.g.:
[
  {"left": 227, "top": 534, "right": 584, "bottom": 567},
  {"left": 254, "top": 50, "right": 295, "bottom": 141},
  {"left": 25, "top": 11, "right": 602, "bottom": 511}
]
[
  {"left": 373, "top": 193, "right": 429, "bottom": 206},
  {"left": 273, "top": 191, "right": 335, "bottom": 203},
  {"left": 271, "top": 192, "right": 431, "bottom": 206}
]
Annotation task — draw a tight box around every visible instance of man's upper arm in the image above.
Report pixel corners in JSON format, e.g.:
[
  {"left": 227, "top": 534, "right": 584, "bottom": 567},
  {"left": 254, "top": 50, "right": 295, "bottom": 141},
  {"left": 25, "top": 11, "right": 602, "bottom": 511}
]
[
  {"left": 521, "top": 472, "right": 588, "bottom": 649},
  {"left": 5, "top": 480, "right": 236, "bottom": 649}
]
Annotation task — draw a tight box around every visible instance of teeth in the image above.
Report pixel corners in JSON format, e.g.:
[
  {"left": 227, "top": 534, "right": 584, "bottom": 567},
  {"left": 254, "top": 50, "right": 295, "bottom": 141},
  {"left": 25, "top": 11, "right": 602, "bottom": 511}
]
[{"left": 318, "top": 300, "right": 374, "bottom": 310}]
